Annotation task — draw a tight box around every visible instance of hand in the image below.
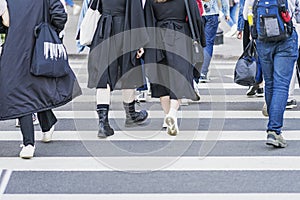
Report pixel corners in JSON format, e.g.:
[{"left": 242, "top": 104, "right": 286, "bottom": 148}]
[
  {"left": 237, "top": 31, "right": 242, "bottom": 39},
  {"left": 136, "top": 48, "right": 144, "bottom": 59}
]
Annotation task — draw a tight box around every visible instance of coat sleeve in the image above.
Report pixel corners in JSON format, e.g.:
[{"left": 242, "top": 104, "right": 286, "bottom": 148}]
[{"left": 49, "top": 0, "right": 68, "bottom": 32}]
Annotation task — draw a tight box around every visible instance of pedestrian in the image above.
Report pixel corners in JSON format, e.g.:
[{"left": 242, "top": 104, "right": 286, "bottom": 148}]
[
  {"left": 86, "top": 0, "right": 149, "bottom": 138},
  {"left": 0, "top": 0, "right": 82, "bottom": 158},
  {"left": 144, "top": 0, "right": 205, "bottom": 135},
  {"left": 246, "top": 0, "right": 298, "bottom": 147},
  {"left": 224, "top": 0, "right": 240, "bottom": 38},
  {"left": 199, "top": 0, "right": 230, "bottom": 82}
]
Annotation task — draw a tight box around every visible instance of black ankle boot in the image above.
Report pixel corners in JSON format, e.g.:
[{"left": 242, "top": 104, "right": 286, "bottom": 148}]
[
  {"left": 123, "top": 101, "right": 148, "bottom": 127},
  {"left": 97, "top": 108, "right": 114, "bottom": 138}
]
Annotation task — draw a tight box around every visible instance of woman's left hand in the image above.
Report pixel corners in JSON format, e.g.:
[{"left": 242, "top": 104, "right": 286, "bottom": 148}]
[{"left": 136, "top": 48, "right": 144, "bottom": 59}]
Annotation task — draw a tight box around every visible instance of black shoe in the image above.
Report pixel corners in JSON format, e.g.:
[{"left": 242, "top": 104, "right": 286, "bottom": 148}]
[
  {"left": 97, "top": 108, "right": 114, "bottom": 138},
  {"left": 123, "top": 101, "right": 148, "bottom": 127},
  {"left": 256, "top": 87, "right": 264, "bottom": 97},
  {"left": 246, "top": 84, "right": 259, "bottom": 96},
  {"left": 286, "top": 99, "right": 297, "bottom": 109}
]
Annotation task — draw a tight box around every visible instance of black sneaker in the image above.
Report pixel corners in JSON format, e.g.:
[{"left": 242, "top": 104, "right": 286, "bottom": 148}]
[
  {"left": 256, "top": 87, "right": 264, "bottom": 97},
  {"left": 246, "top": 84, "right": 259, "bottom": 96},
  {"left": 286, "top": 99, "right": 297, "bottom": 109},
  {"left": 266, "top": 131, "right": 287, "bottom": 148}
]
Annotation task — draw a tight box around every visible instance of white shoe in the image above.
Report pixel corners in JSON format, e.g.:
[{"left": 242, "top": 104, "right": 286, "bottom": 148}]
[
  {"left": 19, "top": 144, "right": 35, "bottom": 159},
  {"left": 262, "top": 102, "right": 268, "bottom": 117},
  {"left": 193, "top": 80, "right": 201, "bottom": 101},
  {"left": 162, "top": 116, "right": 168, "bottom": 128},
  {"left": 137, "top": 91, "right": 147, "bottom": 102},
  {"left": 32, "top": 113, "right": 39, "bottom": 125},
  {"left": 165, "top": 115, "right": 179, "bottom": 136},
  {"left": 72, "top": 4, "right": 81, "bottom": 15},
  {"left": 15, "top": 119, "right": 20, "bottom": 127},
  {"left": 41, "top": 125, "right": 55, "bottom": 143}
]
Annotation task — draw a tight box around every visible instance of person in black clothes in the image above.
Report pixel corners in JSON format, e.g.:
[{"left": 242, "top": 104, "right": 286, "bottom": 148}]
[
  {"left": 144, "top": 0, "right": 205, "bottom": 136},
  {"left": 0, "top": 0, "right": 81, "bottom": 158},
  {"left": 87, "top": 0, "right": 149, "bottom": 138}
]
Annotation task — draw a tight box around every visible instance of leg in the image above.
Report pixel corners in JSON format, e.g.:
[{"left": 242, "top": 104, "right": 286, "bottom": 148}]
[
  {"left": 37, "top": 109, "right": 57, "bottom": 143},
  {"left": 19, "top": 114, "right": 35, "bottom": 159},
  {"left": 160, "top": 96, "right": 170, "bottom": 128},
  {"left": 122, "top": 89, "right": 148, "bottom": 127},
  {"left": 200, "top": 15, "right": 219, "bottom": 81},
  {"left": 96, "top": 84, "right": 114, "bottom": 138}
]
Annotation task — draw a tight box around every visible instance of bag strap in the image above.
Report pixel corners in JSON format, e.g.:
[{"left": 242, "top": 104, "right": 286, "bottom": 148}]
[
  {"left": 240, "top": 40, "right": 258, "bottom": 59},
  {"left": 89, "top": 0, "right": 100, "bottom": 10},
  {"left": 184, "top": 0, "right": 196, "bottom": 40},
  {"left": 43, "top": 0, "right": 49, "bottom": 23}
]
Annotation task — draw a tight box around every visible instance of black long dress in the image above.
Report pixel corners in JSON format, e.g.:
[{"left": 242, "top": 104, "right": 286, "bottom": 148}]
[
  {"left": 144, "top": 0, "right": 205, "bottom": 100},
  {"left": 87, "top": 0, "right": 149, "bottom": 90}
]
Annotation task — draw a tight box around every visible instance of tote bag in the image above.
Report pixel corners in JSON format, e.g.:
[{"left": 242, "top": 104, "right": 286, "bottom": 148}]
[
  {"left": 234, "top": 40, "right": 258, "bottom": 86},
  {"left": 79, "top": 0, "right": 101, "bottom": 46},
  {"left": 31, "top": 0, "right": 69, "bottom": 78}
]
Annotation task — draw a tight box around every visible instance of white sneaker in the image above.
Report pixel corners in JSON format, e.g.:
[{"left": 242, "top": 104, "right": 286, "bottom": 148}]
[
  {"left": 72, "top": 4, "right": 81, "bottom": 15},
  {"left": 137, "top": 91, "right": 147, "bottom": 102},
  {"left": 15, "top": 119, "right": 20, "bottom": 127},
  {"left": 19, "top": 144, "right": 35, "bottom": 159},
  {"left": 162, "top": 116, "right": 168, "bottom": 129},
  {"left": 165, "top": 115, "right": 179, "bottom": 136},
  {"left": 262, "top": 102, "right": 268, "bottom": 117},
  {"left": 193, "top": 80, "right": 201, "bottom": 101},
  {"left": 41, "top": 125, "right": 55, "bottom": 143},
  {"left": 32, "top": 113, "right": 39, "bottom": 125}
]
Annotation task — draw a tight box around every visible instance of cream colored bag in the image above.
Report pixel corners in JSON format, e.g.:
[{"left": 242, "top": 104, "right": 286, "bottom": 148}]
[{"left": 79, "top": 0, "right": 101, "bottom": 46}]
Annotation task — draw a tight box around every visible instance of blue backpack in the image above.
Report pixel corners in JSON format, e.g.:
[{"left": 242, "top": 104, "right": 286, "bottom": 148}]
[{"left": 251, "top": 0, "right": 293, "bottom": 42}]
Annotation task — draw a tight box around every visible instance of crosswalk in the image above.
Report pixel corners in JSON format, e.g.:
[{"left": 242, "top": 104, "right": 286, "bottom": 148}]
[{"left": 1, "top": 58, "right": 300, "bottom": 199}]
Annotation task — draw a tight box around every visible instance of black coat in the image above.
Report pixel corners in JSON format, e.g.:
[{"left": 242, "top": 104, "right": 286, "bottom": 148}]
[
  {"left": 0, "top": 0, "right": 82, "bottom": 120},
  {"left": 87, "top": 0, "right": 149, "bottom": 89},
  {"left": 143, "top": 0, "right": 205, "bottom": 100}
]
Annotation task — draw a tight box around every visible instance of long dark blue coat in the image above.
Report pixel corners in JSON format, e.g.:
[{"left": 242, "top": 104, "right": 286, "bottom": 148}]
[{"left": 0, "top": 0, "right": 82, "bottom": 120}]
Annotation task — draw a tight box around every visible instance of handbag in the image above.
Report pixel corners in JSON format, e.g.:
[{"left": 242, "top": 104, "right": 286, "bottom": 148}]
[
  {"left": 30, "top": 0, "right": 69, "bottom": 78},
  {"left": 184, "top": 0, "right": 204, "bottom": 66},
  {"left": 234, "top": 40, "right": 258, "bottom": 86},
  {"left": 79, "top": 0, "right": 101, "bottom": 46}
]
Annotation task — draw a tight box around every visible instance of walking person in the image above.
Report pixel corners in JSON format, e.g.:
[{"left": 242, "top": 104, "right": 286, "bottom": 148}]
[
  {"left": 245, "top": 0, "right": 298, "bottom": 147},
  {"left": 0, "top": 0, "right": 82, "bottom": 158},
  {"left": 199, "top": 0, "right": 230, "bottom": 82},
  {"left": 144, "top": 0, "right": 205, "bottom": 135},
  {"left": 86, "top": 0, "right": 149, "bottom": 138}
]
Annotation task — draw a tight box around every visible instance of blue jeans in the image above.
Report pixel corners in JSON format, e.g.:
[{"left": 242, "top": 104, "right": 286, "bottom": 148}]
[
  {"left": 201, "top": 15, "right": 219, "bottom": 76},
  {"left": 227, "top": 3, "right": 239, "bottom": 27},
  {"left": 256, "top": 30, "right": 298, "bottom": 134}
]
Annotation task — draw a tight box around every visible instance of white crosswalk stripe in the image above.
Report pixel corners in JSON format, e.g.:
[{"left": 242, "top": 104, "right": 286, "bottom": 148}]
[{"left": 0, "top": 59, "right": 299, "bottom": 198}]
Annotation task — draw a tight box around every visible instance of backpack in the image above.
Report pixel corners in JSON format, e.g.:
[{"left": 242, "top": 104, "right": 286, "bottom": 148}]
[{"left": 251, "top": 0, "right": 293, "bottom": 42}]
